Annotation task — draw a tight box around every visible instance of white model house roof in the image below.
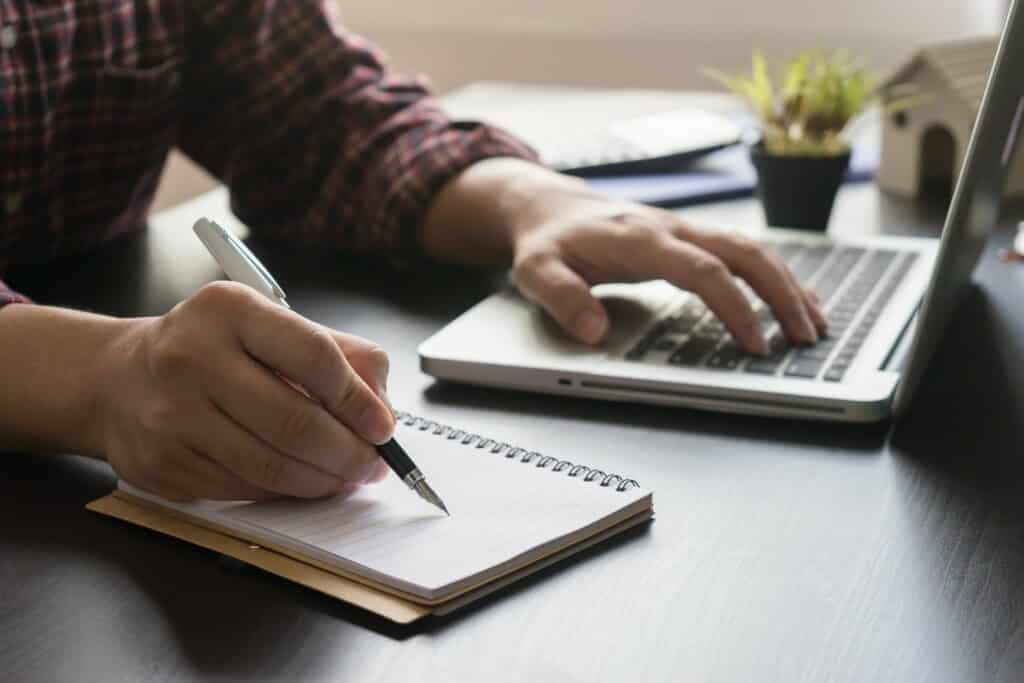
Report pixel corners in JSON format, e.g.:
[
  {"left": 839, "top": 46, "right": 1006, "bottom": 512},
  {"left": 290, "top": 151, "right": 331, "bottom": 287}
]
[{"left": 880, "top": 36, "right": 998, "bottom": 112}]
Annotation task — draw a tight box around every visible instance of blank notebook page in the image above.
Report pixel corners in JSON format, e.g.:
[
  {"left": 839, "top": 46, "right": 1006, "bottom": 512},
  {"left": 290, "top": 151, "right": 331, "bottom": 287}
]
[{"left": 120, "top": 417, "right": 652, "bottom": 602}]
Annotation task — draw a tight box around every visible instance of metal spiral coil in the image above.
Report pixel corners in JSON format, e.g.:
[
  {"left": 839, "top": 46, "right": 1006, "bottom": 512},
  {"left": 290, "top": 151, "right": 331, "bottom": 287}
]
[{"left": 394, "top": 411, "right": 640, "bottom": 492}]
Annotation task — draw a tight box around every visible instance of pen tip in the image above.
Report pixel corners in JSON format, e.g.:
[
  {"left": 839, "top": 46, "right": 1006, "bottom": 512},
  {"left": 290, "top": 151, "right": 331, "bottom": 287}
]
[{"left": 413, "top": 479, "right": 450, "bottom": 516}]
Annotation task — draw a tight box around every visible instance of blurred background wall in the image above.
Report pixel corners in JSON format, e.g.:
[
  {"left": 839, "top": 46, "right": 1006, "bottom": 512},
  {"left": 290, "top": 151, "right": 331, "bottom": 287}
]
[
  {"left": 337, "top": 0, "right": 1008, "bottom": 91},
  {"left": 154, "top": 0, "right": 1010, "bottom": 210}
]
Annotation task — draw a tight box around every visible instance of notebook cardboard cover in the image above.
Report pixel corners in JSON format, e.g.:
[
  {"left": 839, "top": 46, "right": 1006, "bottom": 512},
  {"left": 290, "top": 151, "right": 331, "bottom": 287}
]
[
  {"left": 87, "top": 492, "right": 652, "bottom": 624},
  {"left": 86, "top": 493, "right": 432, "bottom": 623}
]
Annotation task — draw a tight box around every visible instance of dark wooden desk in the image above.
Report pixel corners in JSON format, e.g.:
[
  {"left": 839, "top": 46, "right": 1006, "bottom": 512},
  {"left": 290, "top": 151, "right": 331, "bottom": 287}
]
[{"left": 4, "top": 185, "right": 1024, "bottom": 682}]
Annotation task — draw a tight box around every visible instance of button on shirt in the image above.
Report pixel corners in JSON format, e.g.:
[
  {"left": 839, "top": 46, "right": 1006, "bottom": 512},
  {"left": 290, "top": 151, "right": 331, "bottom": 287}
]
[{"left": 0, "top": 1, "right": 537, "bottom": 306}]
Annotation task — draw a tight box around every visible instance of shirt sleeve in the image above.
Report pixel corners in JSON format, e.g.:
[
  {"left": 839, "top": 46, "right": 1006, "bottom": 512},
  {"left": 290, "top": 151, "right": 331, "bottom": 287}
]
[
  {"left": 179, "top": 1, "right": 539, "bottom": 253},
  {"left": 0, "top": 279, "right": 31, "bottom": 309}
]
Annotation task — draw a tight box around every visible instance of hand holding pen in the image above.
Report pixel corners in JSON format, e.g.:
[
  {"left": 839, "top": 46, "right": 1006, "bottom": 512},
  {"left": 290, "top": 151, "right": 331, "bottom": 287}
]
[
  {"left": 88, "top": 224, "right": 408, "bottom": 503},
  {"left": 193, "top": 218, "right": 449, "bottom": 514}
]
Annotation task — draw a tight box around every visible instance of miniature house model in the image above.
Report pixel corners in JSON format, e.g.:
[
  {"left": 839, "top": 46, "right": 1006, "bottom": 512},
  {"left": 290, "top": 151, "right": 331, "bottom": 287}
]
[{"left": 877, "top": 36, "right": 1024, "bottom": 200}]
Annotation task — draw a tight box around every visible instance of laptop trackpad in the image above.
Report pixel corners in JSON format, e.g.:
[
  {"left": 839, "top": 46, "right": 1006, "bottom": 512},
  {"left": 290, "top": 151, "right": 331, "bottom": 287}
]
[{"left": 533, "top": 282, "right": 677, "bottom": 355}]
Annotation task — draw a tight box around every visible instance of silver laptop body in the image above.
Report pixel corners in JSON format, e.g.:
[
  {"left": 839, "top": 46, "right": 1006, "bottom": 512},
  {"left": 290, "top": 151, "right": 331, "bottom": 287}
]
[{"left": 420, "top": 1, "right": 1024, "bottom": 423}]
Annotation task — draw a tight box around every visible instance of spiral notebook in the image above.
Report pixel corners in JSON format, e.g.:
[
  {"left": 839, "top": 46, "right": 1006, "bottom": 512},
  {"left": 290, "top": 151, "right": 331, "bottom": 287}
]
[{"left": 88, "top": 412, "right": 654, "bottom": 622}]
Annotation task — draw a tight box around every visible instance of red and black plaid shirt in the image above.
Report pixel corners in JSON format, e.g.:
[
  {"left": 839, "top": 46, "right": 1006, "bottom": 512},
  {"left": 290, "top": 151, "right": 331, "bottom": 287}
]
[{"left": 0, "top": 0, "right": 536, "bottom": 306}]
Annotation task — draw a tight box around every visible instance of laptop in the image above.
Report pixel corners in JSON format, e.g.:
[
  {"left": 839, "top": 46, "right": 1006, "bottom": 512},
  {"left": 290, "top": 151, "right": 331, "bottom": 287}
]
[{"left": 420, "top": 2, "right": 1024, "bottom": 423}]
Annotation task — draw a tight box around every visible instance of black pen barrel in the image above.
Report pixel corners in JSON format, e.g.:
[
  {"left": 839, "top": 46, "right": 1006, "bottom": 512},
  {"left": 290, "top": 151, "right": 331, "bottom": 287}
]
[{"left": 376, "top": 438, "right": 416, "bottom": 478}]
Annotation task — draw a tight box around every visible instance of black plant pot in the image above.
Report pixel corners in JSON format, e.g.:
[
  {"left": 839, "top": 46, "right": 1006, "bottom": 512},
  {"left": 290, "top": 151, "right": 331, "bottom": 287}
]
[{"left": 749, "top": 145, "right": 851, "bottom": 231}]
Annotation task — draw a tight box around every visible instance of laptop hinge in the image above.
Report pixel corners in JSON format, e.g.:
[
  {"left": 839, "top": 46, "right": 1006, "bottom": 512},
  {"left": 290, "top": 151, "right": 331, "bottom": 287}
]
[{"left": 881, "top": 306, "right": 920, "bottom": 372}]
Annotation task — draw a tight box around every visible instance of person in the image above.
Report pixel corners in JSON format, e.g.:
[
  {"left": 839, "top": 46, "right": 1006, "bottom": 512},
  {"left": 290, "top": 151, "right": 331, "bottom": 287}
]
[{"left": 0, "top": 1, "right": 826, "bottom": 502}]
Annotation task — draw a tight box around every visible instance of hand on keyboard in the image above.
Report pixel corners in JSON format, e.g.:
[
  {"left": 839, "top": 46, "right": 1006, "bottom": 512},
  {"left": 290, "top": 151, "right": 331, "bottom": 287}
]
[
  {"left": 625, "top": 244, "right": 918, "bottom": 382},
  {"left": 508, "top": 189, "right": 827, "bottom": 354}
]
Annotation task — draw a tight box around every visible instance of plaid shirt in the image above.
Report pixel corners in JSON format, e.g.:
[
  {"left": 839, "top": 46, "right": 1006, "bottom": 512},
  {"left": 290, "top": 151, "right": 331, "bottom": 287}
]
[{"left": 0, "top": 1, "right": 536, "bottom": 306}]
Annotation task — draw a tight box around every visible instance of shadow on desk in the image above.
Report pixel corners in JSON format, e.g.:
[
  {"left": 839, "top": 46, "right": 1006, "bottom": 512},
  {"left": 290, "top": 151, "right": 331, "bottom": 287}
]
[
  {"left": 879, "top": 289, "right": 1024, "bottom": 680},
  {"left": 1, "top": 454, "right": 347, "bottom": 673},
  {"left": 889, "top": 286, "right": 1024, "bottom": 501}
]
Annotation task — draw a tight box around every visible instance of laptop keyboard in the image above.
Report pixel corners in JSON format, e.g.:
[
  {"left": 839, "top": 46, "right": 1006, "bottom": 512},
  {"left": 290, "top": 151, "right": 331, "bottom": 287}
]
[{"left": 624, "top": 242, "right": 919, "bottom": 382}]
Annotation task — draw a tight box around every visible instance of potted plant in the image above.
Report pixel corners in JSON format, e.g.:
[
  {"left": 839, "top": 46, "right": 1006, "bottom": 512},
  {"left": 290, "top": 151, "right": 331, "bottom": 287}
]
[{"left": 707, "top": 51, "right": 879, "bottom": 231}]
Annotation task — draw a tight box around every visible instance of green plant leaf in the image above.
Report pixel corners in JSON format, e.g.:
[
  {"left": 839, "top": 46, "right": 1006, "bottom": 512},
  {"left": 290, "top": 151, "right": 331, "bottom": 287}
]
[{"left": 702, "top": 48, "right": 912, "bottom": 155}]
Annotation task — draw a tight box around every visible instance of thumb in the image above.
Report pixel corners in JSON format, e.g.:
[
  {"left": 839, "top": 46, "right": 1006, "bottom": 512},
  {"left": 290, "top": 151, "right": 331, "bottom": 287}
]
[{"left": 514, "top": 255, "right": 609, "bottom": 344}]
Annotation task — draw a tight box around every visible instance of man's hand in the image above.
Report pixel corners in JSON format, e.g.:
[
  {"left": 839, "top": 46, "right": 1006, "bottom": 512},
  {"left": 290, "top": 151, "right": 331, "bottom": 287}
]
[
  {"left": 93, "top": 282, "right": 394, "bottom": 501},
  {"left": 509, "top": 192, "right": 827, "bottom": 354},
  {"left": 421, "top": 158, "right": 827, "bottom": 354}
]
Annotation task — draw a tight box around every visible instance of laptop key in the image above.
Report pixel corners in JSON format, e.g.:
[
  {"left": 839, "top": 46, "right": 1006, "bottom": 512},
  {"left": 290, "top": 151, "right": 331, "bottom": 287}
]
[
  {"left": 745, "top": 359, "right": 783, "bottom": 374},
  {"left": 784, "top": 359, "right": 824, "bottom": 379},
  {"left": 813, "top": 248, "right": 864, "bottom": 303},
  {"left": 625, "top": 347, "right": 646, "bottom": 360},
  {"left": 824, "top": 367, "right": 846, "bottom": 382},
  {"left": 795, "top": 344, "right": 836, "bottom": 361},
  {"left": 692, "top": 326, "right": 725, "bottom": 342},
  {"left": 669, "top": 337, "right": 717, "bottom": 366},
  {"left": 667, "top": 316, "right": 700, "bottom": 334},
  {"left": 792, "top": 246, "right": 831, "bottom": 281},
  {"left": 707, "top": 343, "right": 744, "bottom": 370},
  {"left": 651, "top": 337, "right": 679, "bottom": 352}
]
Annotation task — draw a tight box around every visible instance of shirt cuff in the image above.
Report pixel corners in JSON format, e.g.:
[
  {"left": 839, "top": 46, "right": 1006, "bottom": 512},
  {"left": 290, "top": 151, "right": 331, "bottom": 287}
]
[{"left": 369, "top": 120, "right": 541, "bottom": 253}]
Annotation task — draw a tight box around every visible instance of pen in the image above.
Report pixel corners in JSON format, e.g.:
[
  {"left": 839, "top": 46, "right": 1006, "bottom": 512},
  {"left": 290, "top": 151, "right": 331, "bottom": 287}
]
[{"left": 192, "top": 217, "right": 450, "bottom": 515}]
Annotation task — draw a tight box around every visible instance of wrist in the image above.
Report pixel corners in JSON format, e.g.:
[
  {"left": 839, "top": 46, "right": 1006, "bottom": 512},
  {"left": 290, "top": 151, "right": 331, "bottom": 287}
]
[
  {"left": 418, "top": 157, "right": 595, "bottom": 267},
  {"left": 86, "top": 315, "right": 152, "bottom": 458},
  {"left": 489, "top": 160, "right": 595, "bottom": 248},
  {"left": 0, "top": 305, "right": 140, "bottom": 458}
]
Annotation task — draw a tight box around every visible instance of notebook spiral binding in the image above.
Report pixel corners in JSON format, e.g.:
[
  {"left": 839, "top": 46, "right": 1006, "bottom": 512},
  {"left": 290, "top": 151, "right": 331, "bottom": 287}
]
[{"left": 394, "top": 411, "right": 640, "bottom": 492}]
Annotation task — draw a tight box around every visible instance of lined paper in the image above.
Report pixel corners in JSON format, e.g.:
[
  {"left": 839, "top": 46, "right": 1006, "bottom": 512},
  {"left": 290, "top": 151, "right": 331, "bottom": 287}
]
[{"left": 121, "top": 418, "right": 651, "bottom": 600}]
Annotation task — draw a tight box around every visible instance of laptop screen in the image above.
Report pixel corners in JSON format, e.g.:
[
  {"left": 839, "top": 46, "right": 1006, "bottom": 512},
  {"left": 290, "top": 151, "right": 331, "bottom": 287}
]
[{"left": 893, "top": 0, "right": 1024, "bottom": 416}]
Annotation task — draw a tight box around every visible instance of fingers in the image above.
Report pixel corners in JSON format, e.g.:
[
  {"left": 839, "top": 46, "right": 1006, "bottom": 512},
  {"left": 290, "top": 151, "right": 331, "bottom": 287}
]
[
  {"left": 513, "top": 253, "right": 610, "bottom": 344},
  {"left": 195, "top": 398, "right": 372, "bottom": 498},
  {"left": 800, "top": 285, "right": 829, "bottom": 333},
  {"left": 204, "top": 353, "right": 385, "bottom": 486},
  {"left": 680, "top": 230, "right": 822, "bottom": 345},
  {"left": 143, "top": 446, "right": 280, "bottom": 502},
  {"left": 232, "top": 294, "right": 394, "bottom": 444},
  {"left": 116, "top": 282, "right": 394, "bottom": 502},
  {"left": 331, "top": 331, "right": 390, "bottom": 397},
  {"left": 768, "top": 253, "right": 828, "bottom": 334},
  {"left": 366, "top": 458, "right": 391, "bottom": 483},
  {"left": 652, "top": 238, "right": 769, "bottom": 354}
]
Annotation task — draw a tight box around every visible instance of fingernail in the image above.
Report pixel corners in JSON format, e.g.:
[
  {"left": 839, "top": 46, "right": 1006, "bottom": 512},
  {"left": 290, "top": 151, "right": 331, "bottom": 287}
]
[
  {"left": 573, "top": 310, "right": 608, "bottom": 343},
  {"left": 801, "top": 318, "right": 819, "bottom": 344},
  {"left": 373, "top": 365, "right": 388, "bottom": 395},
  {"left": 370, "top": 369, "right": 395, "bottom": 418},
  {"left": 379, "top": 389, "right": 396, "bottom": 417},
  {"left": 359, "top": 405, "right": 394, "bottom": 445},
  {"left": 746, "top": 322, "right": 769, "bottom": 355}
]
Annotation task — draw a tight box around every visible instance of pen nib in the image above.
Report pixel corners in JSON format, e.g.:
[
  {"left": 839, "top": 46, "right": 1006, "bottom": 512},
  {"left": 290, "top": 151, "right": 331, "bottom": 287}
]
[{"left": 413, "top": 480, "right": 450, "bottom": 516}]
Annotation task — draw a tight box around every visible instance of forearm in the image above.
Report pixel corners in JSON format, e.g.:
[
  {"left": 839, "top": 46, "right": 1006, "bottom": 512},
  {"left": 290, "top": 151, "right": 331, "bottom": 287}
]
[
  {"left": 417, "top": 157, "right": 596, "bottom": 267},
  {"left": 0, "top": 304, "right": 133, "bottom": 457}
]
